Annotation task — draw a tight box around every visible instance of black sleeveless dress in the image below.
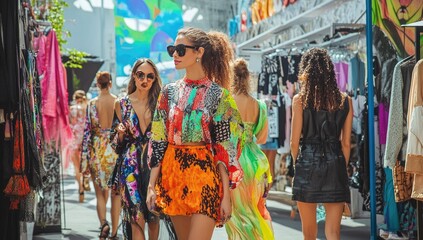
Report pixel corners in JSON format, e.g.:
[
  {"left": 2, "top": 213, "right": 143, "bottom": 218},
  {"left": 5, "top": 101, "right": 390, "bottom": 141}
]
[{"left": 292, "top": 99, "right": 351, "bottom": 203}]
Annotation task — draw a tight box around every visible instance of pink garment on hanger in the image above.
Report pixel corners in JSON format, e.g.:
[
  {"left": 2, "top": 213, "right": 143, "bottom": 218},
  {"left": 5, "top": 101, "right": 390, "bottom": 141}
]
[
  {"left": 34, "top": 35, "right": 47, "bottom": 76},
  {"left": 334, "top": 62, "right": 349, "bottom": 92},
  {"left": 39, "top": 30, "right": 71, "bottom": 147}
]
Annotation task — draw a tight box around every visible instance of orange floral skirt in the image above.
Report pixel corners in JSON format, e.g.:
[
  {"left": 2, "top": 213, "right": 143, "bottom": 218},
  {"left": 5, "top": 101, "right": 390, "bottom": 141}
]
[{"left": 155, "top": 144, "right": 223, "bottom": 225}]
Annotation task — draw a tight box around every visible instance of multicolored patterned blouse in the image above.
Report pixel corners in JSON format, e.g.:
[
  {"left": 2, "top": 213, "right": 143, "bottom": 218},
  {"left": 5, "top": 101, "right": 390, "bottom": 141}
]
[
  {"left": 148, "top": 77, "right": 244, "bottom": 188},
  {"left": 81, "top": 99, "right": 117, "bottom": 189},
  {"left": 109, "top": 96, "right": 157, "bottom": 223}
]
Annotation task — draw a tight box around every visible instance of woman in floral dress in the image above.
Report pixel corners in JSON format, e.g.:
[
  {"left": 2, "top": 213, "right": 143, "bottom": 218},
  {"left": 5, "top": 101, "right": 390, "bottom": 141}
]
[
  {"left": 68, "top": 90, "right": 87, "bottom": 202},
  {"left": 109, "top": 59, "right": 163, "bottom": 240},
  {"left": 81, "top": 72, "right": 120, "bottom": 239}
]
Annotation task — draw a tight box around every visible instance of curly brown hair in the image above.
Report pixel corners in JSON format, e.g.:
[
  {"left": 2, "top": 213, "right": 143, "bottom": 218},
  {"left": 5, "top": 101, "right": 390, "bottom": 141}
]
[
  {"left": 177, "top": 28, "right": 234, "bottom": 89},
  {"left": 298, "top": 48, "right": 343, "bottom": 111},
  {"left": 127, "top": 58, "right": 162, "bottom": 116},
  {"left": 232, "top": 58, "right": 250, "bottom": 95}
]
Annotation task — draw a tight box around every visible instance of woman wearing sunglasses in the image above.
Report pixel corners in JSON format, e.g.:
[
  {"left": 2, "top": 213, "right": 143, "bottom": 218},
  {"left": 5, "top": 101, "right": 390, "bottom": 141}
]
[
  {"left": 109, "top": 59, "right": 164, "bottom": 240},
  {"left": 146, "top": 27, "right": 244, "bottom": 240}
]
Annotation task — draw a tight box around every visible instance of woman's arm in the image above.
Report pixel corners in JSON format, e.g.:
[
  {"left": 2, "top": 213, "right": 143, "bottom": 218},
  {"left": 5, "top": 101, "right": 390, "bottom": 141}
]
[
  {"left": 290, "top": 95, "right": 303, "bottom": 162},
  {"left": 146, "top": 165, "right": 161, "bottom": 210},
  {"left": 80, "top": 103, "right": 92, "bottom": 175},
  {"left": 113, "top": 100, "right": 125, "bottom": 142},
  {"left": 341, "top": 96, "right": 353, "bottom": 164},
  {"left": 256, "top": 118, "right": 268, "bottom": 144},
  {"left": 110, "top": 99, "right": 128, "bottom": 154},
  {"left": 218, "top": 163, "right": 231, "bottom": 222}
]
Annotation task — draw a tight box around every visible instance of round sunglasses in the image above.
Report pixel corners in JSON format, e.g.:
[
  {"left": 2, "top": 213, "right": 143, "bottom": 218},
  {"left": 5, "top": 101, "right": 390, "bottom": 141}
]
[
  {"left": 167, "top": 44, "right": 198, "bottom": 57},
  {"left": 135, "top": 71, "right": 155, "bottom": 82}
]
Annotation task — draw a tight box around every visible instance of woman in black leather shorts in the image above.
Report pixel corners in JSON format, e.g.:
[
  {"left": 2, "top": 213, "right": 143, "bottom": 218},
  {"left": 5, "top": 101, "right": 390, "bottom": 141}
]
[{"left": 290, "top": 48, "right": 353, "bottom": 240}]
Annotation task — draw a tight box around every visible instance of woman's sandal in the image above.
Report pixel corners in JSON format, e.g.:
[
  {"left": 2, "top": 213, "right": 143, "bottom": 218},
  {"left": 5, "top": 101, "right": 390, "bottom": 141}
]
[
  {"left": 108, "top": 234, "right": 119, "bottom": 240},
  {"left": 99, "top": 220, "right": 110, "bottom": 240}
]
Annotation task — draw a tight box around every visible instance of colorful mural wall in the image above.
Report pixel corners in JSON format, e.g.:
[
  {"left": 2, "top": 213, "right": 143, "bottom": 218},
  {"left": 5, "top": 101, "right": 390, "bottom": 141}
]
[
  {"left": 372, "top": 0, "right": 423, "bottom": 58},
  {"left": 114, "top": 0, "right": 183, "bottom": 84}
]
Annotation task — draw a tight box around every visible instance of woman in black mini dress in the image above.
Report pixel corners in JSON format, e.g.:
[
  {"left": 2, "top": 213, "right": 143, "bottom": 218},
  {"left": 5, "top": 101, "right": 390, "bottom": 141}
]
[{"left": 290, "top": 48, "right": 353, "bottom": 240}]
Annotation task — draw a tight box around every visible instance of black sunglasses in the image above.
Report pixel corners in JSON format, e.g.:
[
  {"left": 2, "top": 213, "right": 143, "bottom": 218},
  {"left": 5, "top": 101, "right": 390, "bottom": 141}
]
[
  {"left": 167, "top": 44, "right": 198, "bottom": 57},
  {"left": 135, "top": 71, "right": 155, "bottom": 82}
]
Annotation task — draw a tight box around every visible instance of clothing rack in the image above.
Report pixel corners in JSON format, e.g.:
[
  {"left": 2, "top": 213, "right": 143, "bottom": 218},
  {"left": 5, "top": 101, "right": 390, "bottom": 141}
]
[
  {"left": 402, "top": 19, "right": 423, "bottom": 240},
  {"left": 29, "top": 19, "right": 51, "bottom": 27}
]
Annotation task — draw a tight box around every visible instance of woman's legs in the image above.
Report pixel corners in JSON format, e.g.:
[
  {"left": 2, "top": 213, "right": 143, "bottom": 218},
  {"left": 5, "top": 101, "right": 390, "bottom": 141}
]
[
  {"left": 323, "top": 202, "right": 344, "bottom": 240},
  {"left": 171, "top": 216, "right": 191, "bottom": 240},
  {"left": 110, "top": 192, "right": 121, "bottom": 237},
  {"left": 188, "top": 214, "right": 215, "bottom": 240},
  {"left": 171, "top": 214, "right": 215, "bottom": 240},
  {"left": 147, "top": 219, "right": 160, "bottom": 240},
  {"left": 71, "top": 150, "right": 83, "bottom": 199},
  {"left": 297, "top": 201, "right": 317, "bottom": 240},
  {"left": 263, "top": 149, "right": 277, "bottom": 186},
  {"left": 131, "top": 218, "right": 146, "bottom": 240},
  {"left": 93, "top": 180, "right": 110, "bottom": 237}
]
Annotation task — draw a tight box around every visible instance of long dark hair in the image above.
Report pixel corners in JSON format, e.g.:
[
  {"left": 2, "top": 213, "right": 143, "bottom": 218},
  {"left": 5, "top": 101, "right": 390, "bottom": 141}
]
[
  {"left": 177, "top": 27, "right": 234, "bottom": 90},
  {"left": 127, "top": 58, "right": 162, "bottom": 116},
  {"left": 298, "top": 48, "right": 343, "bottom": 111}
]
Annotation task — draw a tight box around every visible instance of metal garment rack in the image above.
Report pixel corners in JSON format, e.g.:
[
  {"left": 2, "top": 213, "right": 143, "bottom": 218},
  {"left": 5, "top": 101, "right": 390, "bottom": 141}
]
[{"left": 402, "top": 20, "right": 423, "bottom": 240}]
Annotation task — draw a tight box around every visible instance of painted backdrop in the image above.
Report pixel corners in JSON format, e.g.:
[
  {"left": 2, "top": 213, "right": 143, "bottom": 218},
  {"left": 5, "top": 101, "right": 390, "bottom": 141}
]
[
  {"left": 114, "top": 0, "right": 183, "bottom": 85},
  {"left": 372, "top": 0, "right": 423, "bottom": 57}
]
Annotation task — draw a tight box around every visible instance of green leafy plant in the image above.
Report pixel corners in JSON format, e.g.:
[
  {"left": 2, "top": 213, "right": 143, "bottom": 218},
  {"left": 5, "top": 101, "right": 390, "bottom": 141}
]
[
  {"left": 72, "top": 71, "right": 81, "bottom": 90},
  {"left": 47, "top": 0, "right": 69, "bottom": 51},
  {"left": 64, "top": 49, "right": 89, "bottom": 69},
  {"left": 47, "top": 0, "right": 88, "bottom": 69}
]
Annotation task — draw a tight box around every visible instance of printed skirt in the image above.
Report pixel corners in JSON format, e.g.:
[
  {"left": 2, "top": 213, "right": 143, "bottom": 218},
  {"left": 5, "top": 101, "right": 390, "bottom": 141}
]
[{"left": 155, "top": 144, "right": 224, "bottom": 225}]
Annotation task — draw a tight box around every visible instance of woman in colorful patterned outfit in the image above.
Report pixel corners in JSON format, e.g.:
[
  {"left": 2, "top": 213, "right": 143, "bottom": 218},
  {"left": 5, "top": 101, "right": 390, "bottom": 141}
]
[
  {"left": 81, "top": 72, "right": 120, "bottom": 239},
  {"left": 146, "top": 27, "right": 244, "bottom": 240},
  {"left": 68, "top": 90, "right": 88, "bottom": 202},
  {"left": 225, "top": 58, "right": 274, "bottom": 240},
  {"left": 109, "top": 59, "right": 162, "bottom": 240},
  {"left": 290, "top": 48, "right": 353, "bottom": 240}
]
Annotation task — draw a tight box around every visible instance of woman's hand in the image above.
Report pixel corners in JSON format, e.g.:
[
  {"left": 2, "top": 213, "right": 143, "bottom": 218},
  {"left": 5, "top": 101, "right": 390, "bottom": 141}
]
[
  {"left": 220, "top": 193, "right": 232, "bottom": 223},
  {"left": 117, "top": 123, "right": 126, "bottom": 141},
  {"left": 117, "top": 122, "right": 126, "bottom": 134},
  {"left": 146, "top": 185, "right": 157, "bottom": 212}
]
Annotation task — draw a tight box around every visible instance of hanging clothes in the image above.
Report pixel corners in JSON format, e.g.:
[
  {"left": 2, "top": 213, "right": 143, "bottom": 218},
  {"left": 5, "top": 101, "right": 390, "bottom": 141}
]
[
  {"left": 35, "top": 30, "right": 72, "bottom": 147},
  {"left": 401, "top": 57, "right": 416, "bottom": 113},
  {"left": 277, "top": 93, "right": 286, "bottom": 147},
  {"left": 352, "top": 94, "right": 366, "bottom": 135},
  {"left": 349, "top": 54, "right": 366, "bottom": 94},
  {"left": 404, "top": 60, "right": 423, "bottom": 200},
  {"left": 382, "top": 167, "right": 400, "bottom": 233},
  {"left": 286, "top": 55, "right": 301, "bottom": 83},
  {"left": 381, "top": 57, "right": 398, "bottom": 105},
  {"left": 378, "top": 103, "right": 389, "bottom": 145},
  {"left": 0, "top": 0, "right": 19, "bottom": 111},
  {"left": 334, "top": 61, "right": 349, "bottom": 92},
  {"left": 384, "top": 57, "right": 412, "bottom": 169},
  {"left": 360, "top": 107, "right": 385, "bottom": 214},
  {"left": 258, "top": 71, "right": 269, "bottom": 95}
]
